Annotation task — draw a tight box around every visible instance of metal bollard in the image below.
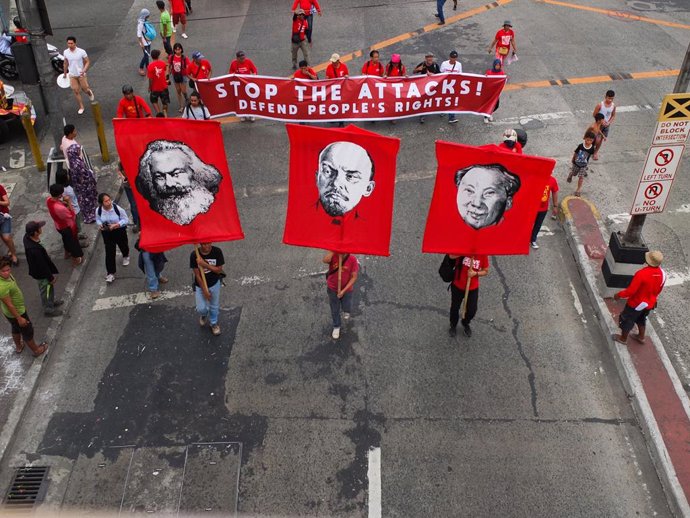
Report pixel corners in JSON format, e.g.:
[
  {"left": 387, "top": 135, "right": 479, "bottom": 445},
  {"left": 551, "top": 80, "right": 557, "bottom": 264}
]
[
  {"left": 20, "top": 109, "right": 45, "bottom": 171},
  {"left": 91, "top": 101, "right": 110, "bottom": 163}
]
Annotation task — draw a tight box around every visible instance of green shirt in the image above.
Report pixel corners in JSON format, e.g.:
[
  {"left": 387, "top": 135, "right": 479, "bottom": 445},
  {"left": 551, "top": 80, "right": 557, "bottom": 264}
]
[
  {"left": 160, "top": 10, "right": 173, "bottom": 38},
  {"left": 0, "top": 274, "right": 25, "bottom": 318}
]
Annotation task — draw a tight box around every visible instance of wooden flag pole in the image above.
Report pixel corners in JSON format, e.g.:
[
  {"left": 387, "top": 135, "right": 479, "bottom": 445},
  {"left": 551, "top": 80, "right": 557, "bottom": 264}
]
[
  {"left": 461, "top": 255, "right": 474, "bottom": 320},
  {"left": 337, "top": 253, "right": 343, "bottom": 294},
  {"left": 194, "top": 244, "right": 209, "bottom": 293}
]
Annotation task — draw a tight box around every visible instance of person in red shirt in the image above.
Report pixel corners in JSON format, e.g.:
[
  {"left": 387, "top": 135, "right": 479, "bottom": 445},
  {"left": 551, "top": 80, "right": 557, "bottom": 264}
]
[
  {"left": 290, "top": 10, "right": 310, "bottom": 70},
  {"left": 325, "top": 53, "right": 349, "bottom": 78},
  {"left": 147, "top": 49, "right": 170, "bottom": 116},
  {"left": 322, "top": 251, "right": 359, "bottom": 340},
  {"left": 229, "top": 50, "right": 258, "bottom": 75},
  {"left": 530, "top": 174, "right": 559, "bottom": 249},
  {"left": 498, "top": 129, "right": 523, "bottom": 154},
  {"left": 46, "top": 184, "right": 83, "bottom": 266},
  {"left": 613, "top": 251, "right": 666, "bottom": 345},
  {"left": 293, "top": 60, "right": 317, "bottom": 79},
  {"left": 116, "top": 84, "right": 152, "bottom": 118},
  {"left": 361, "top": 50, "right": 384, "bottom": 76},
  {"left": 12, "top": 17, "right": 28, "bottom": 43},
  {"left": 188, "top": 51, "right": 211, "bottom": 91},
  {"left": 291, "top": 0, "right": 322, "bottom": 45},
  {"left": 385, "top": 54, "right": 406, "bottom": 77},
  {"left": 170, "top": 0, "right": 188, "bottom": 39},
  {"left": 448, "top": 255, "right": 490, "bottom": 337},
  {"left": 488, "top": 20, "right": 517, "bottom": 64},
  {"left": 169, "top": 43, "right": 190, "bottom": 113}
]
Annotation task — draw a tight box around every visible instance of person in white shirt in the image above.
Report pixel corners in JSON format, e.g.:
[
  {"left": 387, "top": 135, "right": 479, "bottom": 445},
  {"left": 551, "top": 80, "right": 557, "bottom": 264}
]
[
  {"left": 439, "top": 50, "right": 463, "bottom": 124},
  {"left": 62, "top": 36, "right": 94, "bottom": 115},
  {"left": 181, "top": 91, "right": 210, "bottom": 120}
]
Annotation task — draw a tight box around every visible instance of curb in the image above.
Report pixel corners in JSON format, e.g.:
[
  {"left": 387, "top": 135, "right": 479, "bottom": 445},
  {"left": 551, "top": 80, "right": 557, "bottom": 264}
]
[{"left": 561, "top": 195, "right": 690, "bottom": 518}]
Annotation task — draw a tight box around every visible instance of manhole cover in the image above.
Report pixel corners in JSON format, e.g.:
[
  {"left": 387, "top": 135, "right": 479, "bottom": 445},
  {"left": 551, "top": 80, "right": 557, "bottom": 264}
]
[
  {"left": 626, "top": 1, "right": 657, "bottom": 11},
  {"left": 3, "top": 466, "right": 49, "bottom": 512}
]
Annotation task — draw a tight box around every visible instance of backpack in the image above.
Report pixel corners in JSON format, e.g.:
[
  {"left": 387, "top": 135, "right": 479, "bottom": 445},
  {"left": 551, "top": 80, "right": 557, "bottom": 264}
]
[
  {"left": 97, "top": 203, "right": 122, "bottom": 219},
  {"left": 143, "top": 21, "right": 157, "bottom": 42},
  {"left": 439, "top": 254, "right": 459, "bottom": 283}
]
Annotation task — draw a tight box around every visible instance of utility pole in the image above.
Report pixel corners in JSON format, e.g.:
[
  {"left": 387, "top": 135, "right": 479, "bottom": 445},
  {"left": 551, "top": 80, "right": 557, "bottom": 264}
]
[
  {"left": 622, "top": 40, "right": 690, "bottom": 245},
  {"left": 15, "top": 0, "right": 64, "bottom": 158}
]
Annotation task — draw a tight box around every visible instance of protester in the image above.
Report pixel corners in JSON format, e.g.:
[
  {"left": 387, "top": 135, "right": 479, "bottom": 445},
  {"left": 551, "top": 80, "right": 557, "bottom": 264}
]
[
  {"left": 136, "top": 9, "right": 153, "bottom": 76},
  {"left": 530, "top": 174, "right": 559, "bottom": 249},
  {"left": 323, "top": 251, "right": 359, "bottom": 340},
  {"left": 169, "top": 43, "right": 190, "bottom": 113},
  {"left": 291, "top": 10, "right": 310, "bottom": 70},
  {"left": 156, "top": 0, "right": 173, "bottom": 56},
  {"left": 498, "top": 129, "right": 523, "bottom": 154},
  {"left": 488, "top": 21, "right": 517, "bottom": 64},
  {"left": 291, "top": 0, "right": 322, "bottom": 45},
  {"left": 361, "top": 50, "right": 385, "bottom": 77},
  {"left": 23, "top": 221, "right": 63, "bottom": 316},
  {"left": 435, "top": 0, "right": 447, "bottom": 25},
  {"left": 135, "top": 239, "right": 168, "bottom": 299},
  {"left": 190, "top": 242, "right": 225, "bottom": 336},
  {"left": 188, "top": 51, "right": 212, "bottom": 91},
  {"left": 116, "top": 84, "right": 152, "bottom": 118},
  {"left": 413, "top": 52, "right": 440, "bottom": 124},
  {"left": 448, "top": 255, "right": 490, "bottom": 337},
  {"left": 96, "top": 193, "right": 130, "bottom": 284},
  {"left": 385, "top": 54, "right": 406, "bottom": 77},
  {"left": 55, "top": 170, "right": 87, "bottom": 241},
  {"left": 46, "top": 184, "right": 83, "bottom": 267},
  {"left": 568, "top": 130, "right": 596, "bottom": 197},
  {"left": 117, "top": 161, "right": 140, "bottom": 233},
  {"left": 12, "top": 17, "right": 28, "bottom": 43},
  {"left": 62, "top": 36, "right": 95, "bottom": 115},
  {"left": 613, "top": 251, "right": 666, "bottom": 345},
  {"left": 147, "top": 49, "right": 170, "bottom": 116},
  {"left": 326, "top": 53, "right": 349, "bottom": 78},
  {"left": 484, "top": 59, "right": 504, "bottom": 123},
  {"left": 440, "top": 51, "right": 462, "bottom": 123},
  {"left": 171, "top": 0, "right": 189, "bottom": 39},
  {"left": 181, "top": 91, "right": 211, "bottom": 120},
  {"left": 293, "top": 60, "right": 318, "bottom": 79},
  {"left": 0, "top": 183, "right": 18, "bottom": 267},
  {"left": 63, "top": 136, "right": 98, "bottom": 224},
  {"left": 0, "top": 258, "right": 47, "bottom": 357},
  {"left": 229, "top": 51, "right": 257, "bottom": 121},
  {"left": 592, "top": 90, "right": 616, "bottom": 160}
]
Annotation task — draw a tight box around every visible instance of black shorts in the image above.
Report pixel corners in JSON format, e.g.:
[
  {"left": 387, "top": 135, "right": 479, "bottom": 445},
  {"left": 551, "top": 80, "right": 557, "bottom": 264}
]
[
  {"left": 150, "top": 89, "right": 170, "bottom": 105},
  {"left": 5, "top": 312, "right": 34, "bottom": 341},
  {"left": 619, "top": 304, "right": 650, "bottom": 333},
  {"left": 172, "top": 74, "right": 185, "bottom": 84}
]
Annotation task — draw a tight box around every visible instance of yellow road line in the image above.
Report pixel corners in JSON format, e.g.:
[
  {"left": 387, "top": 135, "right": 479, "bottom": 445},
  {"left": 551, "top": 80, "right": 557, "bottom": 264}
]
[
  {"left": 539, "top": 0, "right": 690, "bottom": 30},
  {"left": 505, "top": 68, "right": 679, "bottom": 91}
]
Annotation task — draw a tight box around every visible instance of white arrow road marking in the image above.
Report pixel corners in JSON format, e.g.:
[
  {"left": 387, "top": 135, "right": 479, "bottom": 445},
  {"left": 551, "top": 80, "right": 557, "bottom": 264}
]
[{"left": 368, "top": 446, "right": 382, "bottom": 518}]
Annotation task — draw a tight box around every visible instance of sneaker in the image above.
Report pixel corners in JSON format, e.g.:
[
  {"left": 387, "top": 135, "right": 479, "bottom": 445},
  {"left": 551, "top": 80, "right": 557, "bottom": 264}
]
[
  {"left": 181, "top": 33, "right": 188, "bottom": 39},
  {"left": 172, "top": 26, "right": 177, "bottom": 33},
  {"left": 199, "top": 315, "right": 207, "bottom": 327},
  {"left": 332, "top": 327, "right": 341, "bottom": 339},
  {"left": 211, "top": 324, "right": 221, "bottom": 336},
  {"left": 150, "top": 291, "right": 161, "bottom": 300},
  {"left": 132, "top": 225, "right": 140, "bottom": 234},
  {"left": 449, "top": 326, "right": 457, "bottom": 337},
  {"left": 88, "top": 91, "right": 95, "bottom": 102},
  {"left": 463, "top": 324, "right": 472, "bottom": 337},
  {"left": 530, "top": 241, "right": 539, "bottom": 249},
  {"left": 448, "top": 117, "right": 457, "bottom": 124},
  {"left": 105, "top": 274, "right": 115, "bottom": 283},
  {"left": 484, "top": 117, "right": 490, "bottom": 124},
  {"left": 122, "top": 256, "right": 130, "bottom": 266},
  {"left": 488, "top": 115, "right": 494, "bottom": 122},
  {"left": 158, "top": 276, "right": 169, "bottom": 284},
  {"left": 343, "top": 312, "right": 351, "bottom": 321},
  {"left": 77, "top": 108, "right": 85, "bottom": 115},
  {"left": 437, "top": 20, "right": 445, "bottom": 25},
  {"left": 419, "top": 116, "right": 425, "bottom": 124},
  {"left": 249, "top": 116, "right": 255, "bottom": 122}
]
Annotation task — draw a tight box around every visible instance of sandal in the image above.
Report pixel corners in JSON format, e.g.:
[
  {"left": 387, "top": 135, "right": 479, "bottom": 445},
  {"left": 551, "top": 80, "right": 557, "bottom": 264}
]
[
  {"left": 15, "top": 343, "right": 25, "bottom": 354},
  {"left": 32, "top": 342, "right": 48, "bottom": 357},
  {"left": 574, "top": 192, "right": 581, "bottom": 197}
]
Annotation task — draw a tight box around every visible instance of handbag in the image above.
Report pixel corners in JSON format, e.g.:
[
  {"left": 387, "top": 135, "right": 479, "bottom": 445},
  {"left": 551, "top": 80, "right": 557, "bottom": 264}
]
[
  {"left": 291, "top": 33, "right": 301, "bottom": 44},
  {"left": 439, "top": 255, "right": 459, "bottom": 283},
  {"left": 498, "top": 46, "right": 509, "bottom": 56}
]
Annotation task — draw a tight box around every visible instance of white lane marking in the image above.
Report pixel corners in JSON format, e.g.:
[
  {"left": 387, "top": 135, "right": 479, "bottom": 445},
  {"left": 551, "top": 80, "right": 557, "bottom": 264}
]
[
  {"left": 569, "top": 281, "right": 587, "bottom": 324},
  {"left": 496, "top": 104, "right": 655, "bottom": 125},
  {"left": 367, "top": 446, "right": 382, "bottom": 518},
  {"left": 92, "top": 289, "right": 191, "bottom": 311},
  {"left": 0, "top": 336, "right": 24, "bottom": 396},
  {"left": 665, "top": 269, "right": 690, "bottom": 287},
  {"left": 239, "top": 275, "right": 269, "bottom": 286},
  {"left": 677, "top": 204, "right": 690, "bottom": 213}
]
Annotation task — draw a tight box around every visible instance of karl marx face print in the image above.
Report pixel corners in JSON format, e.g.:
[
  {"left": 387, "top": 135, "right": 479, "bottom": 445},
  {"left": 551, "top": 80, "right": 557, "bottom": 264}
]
[
  {"left": 136, "top": 140, "right": 223, "bottom": 225},
  {"left": 316, "top": 141, "right": 375, "bottom": 217},
  {"left": 454, "top": 163, "right": 521, "bottom": 229}
]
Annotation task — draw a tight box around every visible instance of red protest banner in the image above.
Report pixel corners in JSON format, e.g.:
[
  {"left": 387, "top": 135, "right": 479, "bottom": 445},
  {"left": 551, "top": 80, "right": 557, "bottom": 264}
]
[
  {"left": 423, "top": 141, "right": 556, "bottom": 256},
  {"left": 113, "top": 118, "right": 244, "bottom": 252},
  {"left": 196, "top": 73, "right": 505, "bottom": 122},
  {"left": 283, "top": 124, "right": 401, "bottom": 256}
]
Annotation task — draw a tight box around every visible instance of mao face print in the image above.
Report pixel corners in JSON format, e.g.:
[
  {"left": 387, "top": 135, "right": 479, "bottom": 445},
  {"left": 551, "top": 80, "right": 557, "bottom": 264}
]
[{"left": 454, "top": 164, "right": 521, "bottom": 229}]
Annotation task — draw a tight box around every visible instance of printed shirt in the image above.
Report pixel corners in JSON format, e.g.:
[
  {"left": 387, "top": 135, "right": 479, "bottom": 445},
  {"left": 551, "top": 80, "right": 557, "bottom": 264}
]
[
  {"left": 169, "top": 55, "right": 190, "bottom": 76},
  {"left": 495, "top": 28, "right": 515, "bottom": 49},
  {"left": 574, "top": 143, "right": 595, "bottom": 165},
  {"left": 0, "top": 274, "right": 25, "bottom": 318},
  {"left": 440, "top": 60, "right": 462, "bottom": 74},
  {"left": 229, "top": 58, "right": 258, "bottom": 75},
  {"left": 292, "top": 18, "right": 308, "bottom": 41},
  {"left": 415, "top": 62, "right": 440, "bottom": 75},
  {"left": 116, "top": 96, "right": 152, "bottom": 118},
  {"left": 190, "top": 247, "right": 225, "bottom": 289},
  {"left": 0, "top": 184, "right": 8, "bottom": 214},
  {"left": 294, "top": 67, "right": 317, "bottom": 79},
  {"left": 362, "top": 60, "right": 384, "bottom": 76},
  {"left": 617, "top": 266, "right": 666, "bottom": 310},
  {"left": 326, "top": 254, "right": 359, "bottom": 293},
  {"left": 326, "top": 63, "right": 349, "bottom": 78},
  {"left": 148, "top": 60, "right": 168, "bottom": 92},
  {"left": 453, "top": 255, "right": 489, "bottom": 292},
  {"left": 538, "top": 176, "right": 559, "bottom": 212},
  {"left": 189, "top": 59, "right": 211, "bottom": 80}
]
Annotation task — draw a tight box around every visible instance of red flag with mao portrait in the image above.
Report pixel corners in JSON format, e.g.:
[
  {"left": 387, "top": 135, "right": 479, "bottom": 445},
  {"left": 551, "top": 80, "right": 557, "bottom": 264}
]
[
  {"left": 283, "top": 124, "right": 401, "bottom": 256},
  {"left": 423, "top": 141, "right": 556, "bottom": 256},
  {"left": 113, "top": 118, "right": 244, "bottom": 252}
]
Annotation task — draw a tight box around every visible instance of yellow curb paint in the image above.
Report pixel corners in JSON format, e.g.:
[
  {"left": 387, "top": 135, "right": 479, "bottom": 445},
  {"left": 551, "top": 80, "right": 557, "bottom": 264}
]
[
  {"left": 539, "top": 0, "right": 690, "bottom": 30},
  {"left": 561, "top": 195, "right": 601, "bottom": 221}
]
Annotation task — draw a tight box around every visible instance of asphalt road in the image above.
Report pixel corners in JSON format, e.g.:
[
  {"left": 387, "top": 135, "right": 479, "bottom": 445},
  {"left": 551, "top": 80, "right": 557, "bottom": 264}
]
[{"left": 2, "top": 0, "right": 690, "bottom": 515}]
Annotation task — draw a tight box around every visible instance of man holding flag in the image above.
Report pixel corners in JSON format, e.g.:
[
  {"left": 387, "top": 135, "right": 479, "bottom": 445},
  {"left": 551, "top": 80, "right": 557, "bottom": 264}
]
[
  {"left": 190, "top": 242, "right": 225, "bottom": 336},
  {"left": 448, "top": 255, "right": 489, "bottom": 337},
  {"left": 323, "top": 251, "right": 359, "bottom": 340}
]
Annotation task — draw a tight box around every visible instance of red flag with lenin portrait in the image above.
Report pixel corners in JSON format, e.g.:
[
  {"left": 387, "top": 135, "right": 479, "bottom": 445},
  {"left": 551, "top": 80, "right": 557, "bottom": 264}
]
[
  {"left": 113, "top": 118, "right": 244, "bottom": 252},
  {"left": 283, "top": 124, "right": 400, "bottom": 256},
  {"left": 423, "top": 141, "right": 555, "bottom": 256}
]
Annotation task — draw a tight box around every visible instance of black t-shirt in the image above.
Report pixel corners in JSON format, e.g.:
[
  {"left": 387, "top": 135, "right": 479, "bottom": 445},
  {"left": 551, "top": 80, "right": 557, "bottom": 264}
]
[
  {"left": 574, "top": 143, "right": 595, "bottom": 166},
  {"left": 189, "top": 246, "right": 225, "bottom": 288},
  {"left": 414, "top": 62, "right": 441, "bottom": 74}
]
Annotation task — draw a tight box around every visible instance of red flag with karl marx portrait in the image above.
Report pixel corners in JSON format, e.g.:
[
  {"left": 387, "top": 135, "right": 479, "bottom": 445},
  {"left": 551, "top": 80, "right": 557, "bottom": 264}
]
[
  {"left": 113, "top": 118, "right": 244, "bottom": 252},
  {"left": 283, "top": 124, "right": 400, "bottom": 256},
  {"left": 423, "top": 141, "right": 556, "bottom": 256}
]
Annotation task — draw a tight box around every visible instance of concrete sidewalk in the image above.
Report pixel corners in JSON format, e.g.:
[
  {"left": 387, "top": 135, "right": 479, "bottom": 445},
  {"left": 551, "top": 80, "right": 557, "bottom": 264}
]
[{"left": 562, "top": 195, "right": 690, "bottom": 518}]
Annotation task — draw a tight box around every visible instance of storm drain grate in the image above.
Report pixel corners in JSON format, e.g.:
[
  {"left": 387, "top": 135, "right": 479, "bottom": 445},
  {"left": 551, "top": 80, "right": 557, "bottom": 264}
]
[{"left": 3, "top": 466, "right": 49, "bottom": 512}]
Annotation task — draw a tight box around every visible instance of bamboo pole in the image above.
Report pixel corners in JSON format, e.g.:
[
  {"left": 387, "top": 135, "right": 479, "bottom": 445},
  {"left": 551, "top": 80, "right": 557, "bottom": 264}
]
[{"left": 461, "top": 255, "right": 474, "bottom": 319}]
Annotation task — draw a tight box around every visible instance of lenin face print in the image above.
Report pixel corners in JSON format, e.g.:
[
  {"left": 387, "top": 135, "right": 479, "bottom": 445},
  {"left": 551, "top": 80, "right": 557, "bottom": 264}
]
[
  {"left": 454, "top": 163, "right": 521, "bottom": 229},
  {"left": 136, "top": 140, "right": 223, "bottom": 225},
  {"left": 316, "top": 141, "right": 375, "bottom": 217}
]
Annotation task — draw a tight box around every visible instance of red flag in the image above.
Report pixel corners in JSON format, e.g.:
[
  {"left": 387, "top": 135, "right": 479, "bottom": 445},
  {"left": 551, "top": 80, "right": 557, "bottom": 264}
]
[
  {"left": 113, "top": 118, "right": 244, "bottom": 252},
  {"left": 283, "top": 124, "right": 400, "bottom": 255},
  {"left": 423, "top": 141, "right": 556, "bottom": 255}
]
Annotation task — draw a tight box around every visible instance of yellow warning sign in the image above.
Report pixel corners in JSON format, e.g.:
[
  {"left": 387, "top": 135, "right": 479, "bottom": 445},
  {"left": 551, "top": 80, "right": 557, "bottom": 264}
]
[{"left": 659, "top": 93, "right": 690, "bottom": 121}]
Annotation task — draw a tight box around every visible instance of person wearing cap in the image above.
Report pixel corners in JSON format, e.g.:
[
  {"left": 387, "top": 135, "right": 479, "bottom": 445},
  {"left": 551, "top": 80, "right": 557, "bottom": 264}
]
[
  {"left": 116, "top": 85, "right": 152, "bottom": 118},
  {"left": 290, "top": 10, "right": 310, "bottom": 70},
  {"left": 229, "top": 50, "right": 258, "bottom": 75},
  {"left": 291, "top": 0, "right": 322, "bottom": 45},
  {"left": 326, "top": 53, "right": 349, "bottom": 79},
  {"left": 188, "top": 51, "right": 212, "bottom": 91},
  {"left": 498, "top": 129, "right": 523, "bottom": 154},
  {"left": 613, "top": 251, "right": 666, "bottom": 345},
  {"left": 440, "top": 51, "right": 462, "bottom": 123},
  {"left": 23, "top": 221, "right": 63, "bottom": 317},
  {"left": 488, "top": 20, "right": 517, "bottom": 64},
  {"left": 361, "top": 50, "right": 385, "bottom": 77},
  {"left": 413, "top": 53, "right": 440, "bottom": 124}
]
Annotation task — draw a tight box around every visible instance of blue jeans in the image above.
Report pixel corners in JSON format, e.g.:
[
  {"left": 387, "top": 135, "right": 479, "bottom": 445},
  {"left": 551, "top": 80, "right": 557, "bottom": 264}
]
[
  {"left": 123, "top": 186, "right": 140, "bottom": 226},
  {"left": 140, "top": 45, "right": 151, "bottom": 70},
  {"left": 141, "top": 251, "right": 160, "bottom": 291},
  {"left": 437, "top": 0, "right": 446, "bottom": 22},
  {"left": 328, "top": 288, "right": 352, "bottom": 328},
  {"left": 195, "top": 281, "right": 221, "bottom": 325}
]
